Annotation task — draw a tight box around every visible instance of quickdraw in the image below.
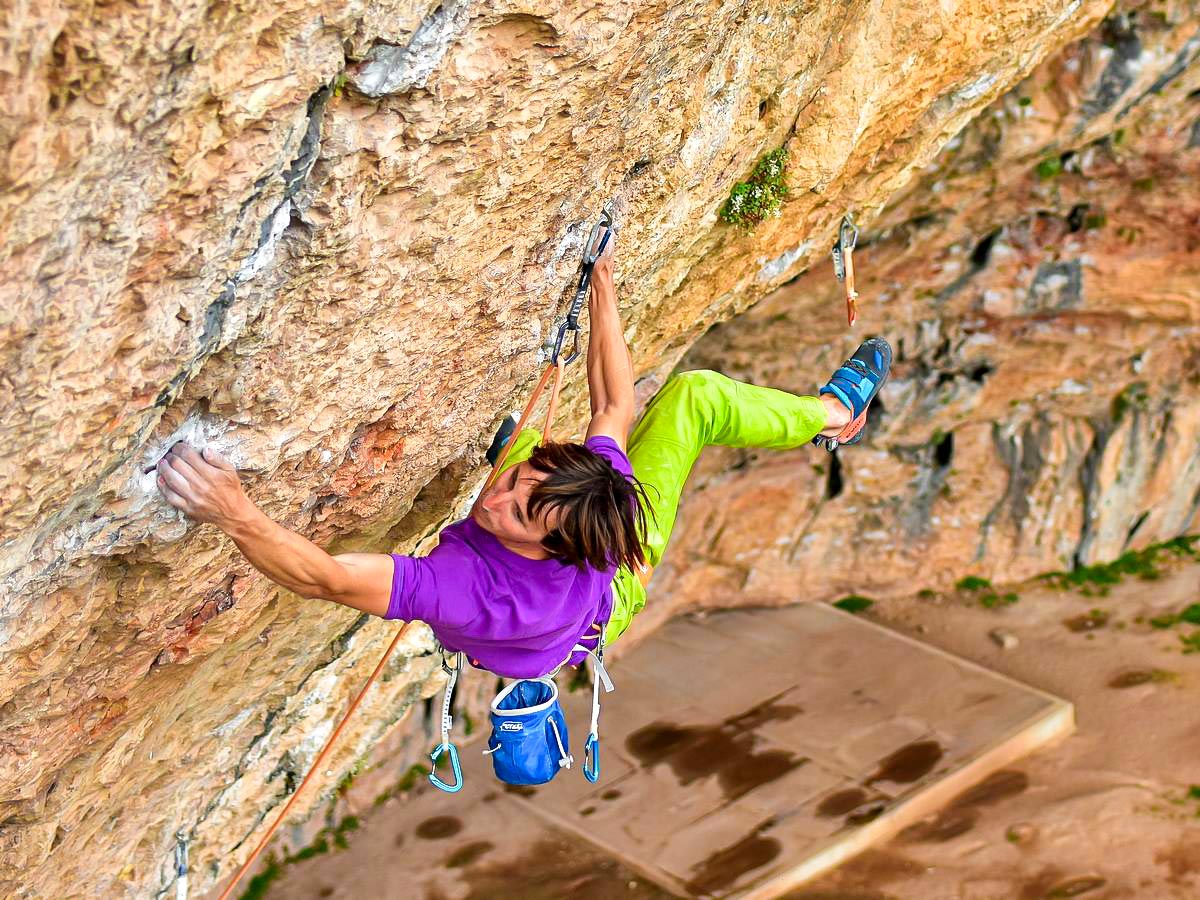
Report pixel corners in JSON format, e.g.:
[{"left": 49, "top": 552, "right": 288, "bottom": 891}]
[
  {"left": 545, "top": 207, "right": 614, "bottom": 366},
  {"left": 831, "top": 213, "right": 859, "bottom": 327},
  {"left": 486, "top": 207, "right": 615, "bottom": 489},
  {"left": 428, "top": 652, "right": 465, "bottom": 793}
]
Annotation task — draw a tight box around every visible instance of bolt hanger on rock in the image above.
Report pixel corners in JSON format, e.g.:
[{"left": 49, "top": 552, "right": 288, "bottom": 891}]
[{"left": 831, "top": 213, "right": 860, "bottom": 327}]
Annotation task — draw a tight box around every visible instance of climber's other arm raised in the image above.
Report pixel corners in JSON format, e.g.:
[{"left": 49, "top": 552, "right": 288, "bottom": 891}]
[{"left": 584, "top": 230, "right": 636, "bottom": 449}]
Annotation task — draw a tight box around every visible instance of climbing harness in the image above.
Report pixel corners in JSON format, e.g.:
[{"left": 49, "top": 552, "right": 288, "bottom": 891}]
[
  {"left": 831, "top": 213, "right": 859, "bottom": 327},
  {"left": 217, "top": 206, "right": 617, "bottom": 897},
  {"left": 433, "top": 628, "right": 613, "bottom": 789}
]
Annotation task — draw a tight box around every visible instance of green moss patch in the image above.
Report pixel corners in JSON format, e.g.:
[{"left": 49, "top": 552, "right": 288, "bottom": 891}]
[
  {"left": 239, "top": 855, "right": 282, "bottom": 900},
  {"left": 833, "top": 595, "right": 874, "bottom": 614},
  {"left": 1180, "top": 632, "right": 1200, "bottom": 655},
  {"left": 1040, "top": 536, "right": 1197, "bottom": 593},
  {"left": 1035, "top": 156, "right": 1063, "bottom": 180},
  {"left": 955, "top": 575, "right": 993, "bottom": 592},
  {"left": 981, "top": 592, "right": 1020, "bottom": 609},
  {"left": 720, "top": 148, "right": 789, "bottom": 229},
  {"left": 1111, "top": 381, "right": 1149, "bottom": 421}
]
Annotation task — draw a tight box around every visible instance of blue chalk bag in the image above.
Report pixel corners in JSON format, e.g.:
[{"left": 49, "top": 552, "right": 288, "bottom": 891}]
[{"left": 484, "top": 678, "right": 573, "bottom": 785}]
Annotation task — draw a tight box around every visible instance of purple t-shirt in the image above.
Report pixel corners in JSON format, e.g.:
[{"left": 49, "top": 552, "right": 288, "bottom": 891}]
[{"left": 385, "top": 436, "right": 633, "bottom": 678}]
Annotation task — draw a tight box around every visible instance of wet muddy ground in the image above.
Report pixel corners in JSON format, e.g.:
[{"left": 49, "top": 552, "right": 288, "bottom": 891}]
[
  {"left": 254, "top": 557, "right": 1200, "bottom": 899},
  {"left": 795, "top": 556, "right": 1200, "bottom": 900}
]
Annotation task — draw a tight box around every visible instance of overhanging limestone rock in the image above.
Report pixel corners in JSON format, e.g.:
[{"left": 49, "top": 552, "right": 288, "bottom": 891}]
[{"left": 3, "top": 1, "right": 1197, "bottom": 897}]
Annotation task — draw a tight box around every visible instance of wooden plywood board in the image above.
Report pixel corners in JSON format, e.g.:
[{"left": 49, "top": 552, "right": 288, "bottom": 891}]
[{"left": 511, "top": 603, "right": 1073, "bottom": 898}]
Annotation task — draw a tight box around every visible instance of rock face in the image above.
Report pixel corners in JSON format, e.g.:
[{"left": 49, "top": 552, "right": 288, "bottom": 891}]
[
  {"left": 0, "top": 0, "right": 1196, "bottom": 897},
  {"left": 653, "top": 3, "right": 1200, "bottom": 625}
]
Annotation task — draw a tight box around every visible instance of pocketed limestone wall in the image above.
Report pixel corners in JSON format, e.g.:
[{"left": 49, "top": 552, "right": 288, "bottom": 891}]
[{"left": 650, "top": 5, "right": 1200, "bottom": 625}]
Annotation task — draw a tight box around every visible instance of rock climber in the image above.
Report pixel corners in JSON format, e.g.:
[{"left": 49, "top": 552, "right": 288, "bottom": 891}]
[{"left": 155, "top": 231, "right": 891, "bottom": 678}]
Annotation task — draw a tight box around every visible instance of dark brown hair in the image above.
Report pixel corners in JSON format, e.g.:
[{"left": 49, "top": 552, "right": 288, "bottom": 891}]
[{"left": 525, "top": 441, "right": 653, "bottom": 571}]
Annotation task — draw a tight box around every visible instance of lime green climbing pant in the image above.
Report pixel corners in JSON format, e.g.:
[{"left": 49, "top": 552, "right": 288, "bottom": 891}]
[{"left": 500, "top": 370, "right": 828, "bottom": 644}]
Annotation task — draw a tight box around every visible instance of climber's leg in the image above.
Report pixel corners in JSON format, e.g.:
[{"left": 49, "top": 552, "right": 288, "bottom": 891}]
[
  {"left": 627, "top": 370, "right": 828, "bottom": 567},
  {"left": 604, "top": 339, "right": 893, "bottom": 642},
  {"left": 604, "top": 370, "right": 829, "bottom": 643}
]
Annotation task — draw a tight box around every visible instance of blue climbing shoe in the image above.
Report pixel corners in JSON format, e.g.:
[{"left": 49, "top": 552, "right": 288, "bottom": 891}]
[
  {"left": 486, "top": 413, "right": 518, "bottom": 467},
  {"left": 813, "top": 337, "right": 892, "bottom": 452}
]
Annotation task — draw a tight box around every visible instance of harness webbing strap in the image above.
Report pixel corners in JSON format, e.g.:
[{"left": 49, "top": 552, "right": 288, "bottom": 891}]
[
  {"left": 439, "top": 652, "right": 463, "bottom": 748},
  {"left": 570, "top": 629, "right": 613, "bottom": 740}
]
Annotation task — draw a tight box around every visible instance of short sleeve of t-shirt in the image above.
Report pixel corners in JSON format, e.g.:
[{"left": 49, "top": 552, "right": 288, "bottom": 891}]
[
  {"left": 385, "top": 542, "right": 482, "bottom": 628},
  {"left": 584, "top": 435, "right": 634, "bottom": 482}
]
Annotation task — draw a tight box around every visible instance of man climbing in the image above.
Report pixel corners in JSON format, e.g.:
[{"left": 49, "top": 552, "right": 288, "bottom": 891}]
[{"left": 155, "top": 232, "right": 891, "bottom": 679}]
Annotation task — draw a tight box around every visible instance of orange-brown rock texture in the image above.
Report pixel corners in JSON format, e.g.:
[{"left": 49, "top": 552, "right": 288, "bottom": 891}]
[
  {"left": 656, "top": 2, "right": 1200, "bottom": 625},
  {"left": 1, "top": 0, "right": 1197, "bottom": 896}
]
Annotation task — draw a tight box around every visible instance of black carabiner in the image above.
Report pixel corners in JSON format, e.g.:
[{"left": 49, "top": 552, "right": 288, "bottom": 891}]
[{"left": 551, "top": 208, "right": 614, "bottom": 365}]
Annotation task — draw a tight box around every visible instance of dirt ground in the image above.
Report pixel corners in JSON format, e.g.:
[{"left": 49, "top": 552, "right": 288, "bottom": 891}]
[{"left": 258, "top": 553, "right": 1200, "bottom": 900}]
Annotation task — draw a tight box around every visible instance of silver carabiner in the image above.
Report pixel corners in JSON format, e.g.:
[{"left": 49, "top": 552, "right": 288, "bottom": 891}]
[{"left": 831, "top": 214, "right": 860, "bottom": 327}]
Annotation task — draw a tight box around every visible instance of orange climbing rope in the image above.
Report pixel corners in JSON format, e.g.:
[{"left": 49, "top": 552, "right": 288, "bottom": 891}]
[{"left": 217, "top": 620, "right": 415, "bottom": 900}]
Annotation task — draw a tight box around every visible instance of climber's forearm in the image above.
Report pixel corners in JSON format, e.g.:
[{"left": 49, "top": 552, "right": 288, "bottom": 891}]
[
  {"left": 154, "top": 441, "right": 390, "bottom": 616},
  {"left": 223, "top": 506, "right": 338, "bottom": 599},
  {"left": 224, "top": 507, "right": 388, "bottom": 616},
  {"left": 586, "top": 282, "right": 635, "bottom": 421}
]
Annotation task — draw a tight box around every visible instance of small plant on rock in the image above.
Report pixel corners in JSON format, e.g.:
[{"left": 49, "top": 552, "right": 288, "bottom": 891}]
[
  {"left": 981, "top": 592, "right": 1020, "bottom": 609},
  {"left": 720, "top": 148, "right": 789, "bottom": 229},
  {"left": 955, "top": 575, "right": 993, "bottom": 592},
  {"left": 833, "top": 595, "right": 874, "bottom": 614}
]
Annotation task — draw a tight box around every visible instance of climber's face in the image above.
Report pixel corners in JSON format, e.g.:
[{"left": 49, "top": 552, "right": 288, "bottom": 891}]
[{"left": 474, "top": 462, "right": 560, "bottom": 550}]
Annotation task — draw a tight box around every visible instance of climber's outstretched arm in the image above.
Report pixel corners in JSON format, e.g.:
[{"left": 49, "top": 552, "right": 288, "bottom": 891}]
[
  {"left": 584, "top": 230, "right": 635, "bottom": 449},
  {"left": 154, "top": 443, "right": 392, "bottom": 616}
]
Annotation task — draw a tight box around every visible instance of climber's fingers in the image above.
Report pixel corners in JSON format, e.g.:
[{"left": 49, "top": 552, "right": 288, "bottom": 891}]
[
  {"left": 157, "top": 457, "right": 197, "bottom": 499},
  {"left": 156, "top": 474, "right": 191, "bottom": 514},
  {"left": 167, "top": 442, "right": 209, "bottom": 478},
  {"left": 200, "top": 445, "right": 236, "bottom": 472},
  {"left": 157, "top": 450, "right": 202, "bottom": 497}
]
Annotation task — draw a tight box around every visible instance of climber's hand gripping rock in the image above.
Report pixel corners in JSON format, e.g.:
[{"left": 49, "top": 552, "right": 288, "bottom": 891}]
[{"left": 155, "top": 442, "right": 252, "bottom": 529}]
